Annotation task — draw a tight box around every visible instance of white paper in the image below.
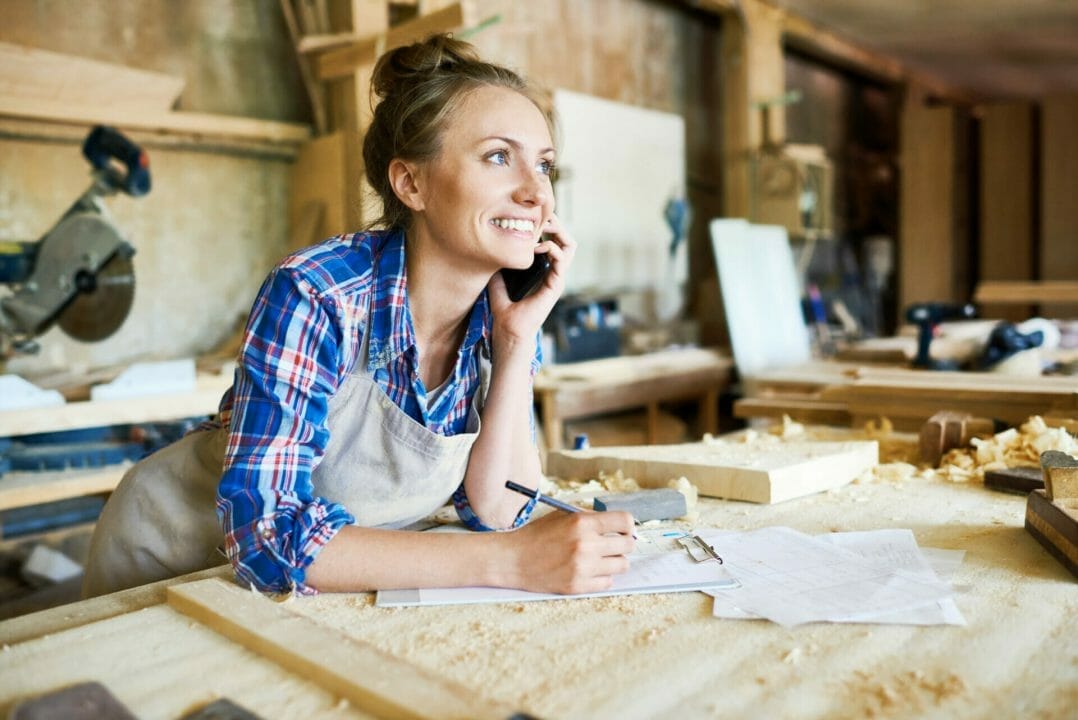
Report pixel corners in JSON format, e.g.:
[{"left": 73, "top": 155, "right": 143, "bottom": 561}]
[
  {"left": 700, "top": 527, "right": 955, "bottom": 627},
  {"left": 377, "top": 532, "right": 737, "bottom": 608}
]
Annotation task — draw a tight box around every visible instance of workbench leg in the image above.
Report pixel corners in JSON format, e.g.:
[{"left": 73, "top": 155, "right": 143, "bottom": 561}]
[
  {"left": 701, "top": 388, "right": 719, "bottom": 438},
  {"left": 647, "top": 402, "right": 661, "bottom": 444},
  {"left": 541, "top": 401, "right": 563, "bottom": 451}
]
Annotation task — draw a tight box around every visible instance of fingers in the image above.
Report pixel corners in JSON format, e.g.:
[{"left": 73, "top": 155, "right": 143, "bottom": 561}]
[{"left": 592, "top": 509, "right": 635, "bottom": 537}]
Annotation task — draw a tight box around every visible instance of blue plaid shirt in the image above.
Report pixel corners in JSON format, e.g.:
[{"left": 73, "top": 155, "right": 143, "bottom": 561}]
[{"left": 212, "top": 229, "right": 539, "bottom": 594}]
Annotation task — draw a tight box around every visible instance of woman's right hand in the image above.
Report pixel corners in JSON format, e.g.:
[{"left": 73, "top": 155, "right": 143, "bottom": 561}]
[{"left": 505, "top": 509, "right": 636, "bottom": 595}]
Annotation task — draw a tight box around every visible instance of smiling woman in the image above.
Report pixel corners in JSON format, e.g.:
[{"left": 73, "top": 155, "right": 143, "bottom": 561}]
[{"left": 82, "top": 33, "right": 636, "bottom": 600}]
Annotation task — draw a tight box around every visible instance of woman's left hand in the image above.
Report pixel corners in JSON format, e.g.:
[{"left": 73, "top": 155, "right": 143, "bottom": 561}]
[{"left": 487, "top": 213, "right": 576, "bottom": 352}]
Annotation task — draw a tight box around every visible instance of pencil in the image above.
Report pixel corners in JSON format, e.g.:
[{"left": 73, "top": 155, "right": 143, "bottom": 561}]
[{"left": 505, "top": 480, "right": 580, "bottom": 513}]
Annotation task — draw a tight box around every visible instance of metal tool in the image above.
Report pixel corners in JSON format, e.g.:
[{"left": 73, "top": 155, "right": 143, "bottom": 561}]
[
  {"left": 0, "top": 125, "right": 150, "bottom": 357},
  {"left": 677, "top": 534, "right": 723, "bottom": 564},
  {"left": 905, "top": 301, "right": 977, "bottom": 369}
]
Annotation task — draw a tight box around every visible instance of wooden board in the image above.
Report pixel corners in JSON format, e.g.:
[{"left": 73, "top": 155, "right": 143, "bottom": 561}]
[
  {"left": 546, "top": 440, "right": 878, "bottom": 504},
  {"left": 0, "top": 41, "right": 184, "bottom": 111},
  {"left": 0, "top": 466, "right": 125, "bottom": 512},
  {"left": 167, "top": 578, "right": 515, "bottom": 720},
  {"left": 0, "top": 372, "right": 231, "bottom": 438},
  {"left": 1025, "top": 489, "right": 1078, "bottom": 579}
]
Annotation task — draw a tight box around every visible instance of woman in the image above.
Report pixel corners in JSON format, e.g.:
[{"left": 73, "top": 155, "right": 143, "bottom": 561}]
[{"left": 83, "top": 34, "right": 635, "bottom": 598}]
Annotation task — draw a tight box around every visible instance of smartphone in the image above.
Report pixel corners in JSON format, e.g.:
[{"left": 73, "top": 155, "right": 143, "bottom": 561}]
[{"left": 501, "top": 251, "right": 552, "bottom": 302}]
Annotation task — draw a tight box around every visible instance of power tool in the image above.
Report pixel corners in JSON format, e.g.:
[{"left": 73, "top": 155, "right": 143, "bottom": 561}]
[
  {"left": 905, "top": 302, "right": 977, "bottom": 369},
  {"left": 0, "top": 126, "right": 150, "bottom": 357}
]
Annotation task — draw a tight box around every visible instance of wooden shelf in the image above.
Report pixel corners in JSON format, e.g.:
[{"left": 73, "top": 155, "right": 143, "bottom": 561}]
[
  {"left": 0, "top": 465, "right": 126, "bottom": 513},
  {"left": 0, "top": 373, "right": 231, "bottom": 438}
]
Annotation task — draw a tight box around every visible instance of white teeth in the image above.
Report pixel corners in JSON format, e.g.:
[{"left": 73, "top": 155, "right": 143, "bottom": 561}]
[{"left": 493, "top": 218, "right": 535, "bottom": 232}]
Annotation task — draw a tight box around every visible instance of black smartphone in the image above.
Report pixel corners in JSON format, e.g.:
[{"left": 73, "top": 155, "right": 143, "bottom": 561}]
[{"left": 501, "top": 252, "right": 552, "bottom": 302}]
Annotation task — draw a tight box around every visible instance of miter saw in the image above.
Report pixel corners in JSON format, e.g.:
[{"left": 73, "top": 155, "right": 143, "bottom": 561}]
[{"left": 0, "top": 125, "right": 149, "bottom": 357}]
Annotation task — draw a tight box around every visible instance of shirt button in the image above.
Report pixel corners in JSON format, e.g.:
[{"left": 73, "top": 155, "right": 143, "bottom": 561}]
[{"left": 261, "top": 529, "right": 275, "bottom": 540}]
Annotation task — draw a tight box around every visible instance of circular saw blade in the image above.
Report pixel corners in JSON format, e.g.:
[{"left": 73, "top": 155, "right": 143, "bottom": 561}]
[{"left": 57, "top": 252, "right": 135, "bottom": 342}]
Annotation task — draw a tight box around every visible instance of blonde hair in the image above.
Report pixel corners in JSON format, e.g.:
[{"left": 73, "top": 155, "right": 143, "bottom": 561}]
[{"left": 363, "top": 33, "right": 553, "bottom": 231}]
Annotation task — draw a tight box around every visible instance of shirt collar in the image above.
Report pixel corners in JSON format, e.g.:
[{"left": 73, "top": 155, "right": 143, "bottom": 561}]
[{"left": 366, "top": 229, "right": 491, "bottom": 372}]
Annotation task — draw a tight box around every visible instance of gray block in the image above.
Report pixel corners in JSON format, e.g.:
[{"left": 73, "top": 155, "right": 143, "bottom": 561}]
[{"left": 593, "top": 488, "right": 687, "bottom": 522}]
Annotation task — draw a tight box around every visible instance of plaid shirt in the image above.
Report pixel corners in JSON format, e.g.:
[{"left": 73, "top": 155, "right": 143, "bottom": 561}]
[{"left": 212, "top": 229, "right": 539, "bottom": 594}]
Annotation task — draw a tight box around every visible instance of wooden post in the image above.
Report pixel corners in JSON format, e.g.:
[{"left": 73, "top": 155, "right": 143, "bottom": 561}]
[
  {"left": 980, "top": 103, "right": 1035, "bottom": 321},
  {"left": 1041, "top": 95, "right": 1078, "bottom": 319},
  {"left": 899, "top": 85, "right": 957, "bottom": 311},
  {"left": 720, "top": 0, "right": 785, "bottom": 218}
]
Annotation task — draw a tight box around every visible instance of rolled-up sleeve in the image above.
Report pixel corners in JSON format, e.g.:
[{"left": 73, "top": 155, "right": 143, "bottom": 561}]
[{"left": 216, "top": 267, "right": 355, "bottom": 594}]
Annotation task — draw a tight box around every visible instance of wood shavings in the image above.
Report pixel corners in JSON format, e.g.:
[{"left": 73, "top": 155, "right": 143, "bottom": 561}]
[
  {"left": 939, "top": 415, "right": 1077, "bottom": 483},
  {"left": 782, "top": 647, "right": 802, "bottom": 664},
  {"left": 849, "top": 669, "right": 967, "bottom": 718},
  {"left": 770, "top": 414, "right": 806, "bottom": 439}
]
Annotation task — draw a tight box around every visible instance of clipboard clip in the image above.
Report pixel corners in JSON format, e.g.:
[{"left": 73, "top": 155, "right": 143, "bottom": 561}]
[{"left": 677, "top": 535, "right": 723, "bottom": 564}]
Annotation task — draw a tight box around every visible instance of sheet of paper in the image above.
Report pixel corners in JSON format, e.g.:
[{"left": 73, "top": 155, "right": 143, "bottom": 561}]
[
  {"left": 377, "top": 533, "right": 737, "bottom": 608},
  {"left": 709, "top": 529, "right": 965, "bottom": 626},
  {"left": 699, "top": 527, "right": 954, "bottom": 627}
]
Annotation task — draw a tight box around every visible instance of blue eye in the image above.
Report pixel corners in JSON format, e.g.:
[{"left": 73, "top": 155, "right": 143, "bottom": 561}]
[
  {"left": 487, "top": 150, "right": 509, "bottom": 166},
  {"left": 538, "top": 159, "right": 556, "bottom": 177}
]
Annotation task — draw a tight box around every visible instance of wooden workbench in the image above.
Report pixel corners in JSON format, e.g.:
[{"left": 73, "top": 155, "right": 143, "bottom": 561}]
[
  {"left": 1, "top": 473, "right": 1074, "bottom": 719},
  {"left": 736, "top": 361, "right": 1077, "bottom": 430},
  {"left": 535, "top": 348, "right": 733, "bottom": 450}
]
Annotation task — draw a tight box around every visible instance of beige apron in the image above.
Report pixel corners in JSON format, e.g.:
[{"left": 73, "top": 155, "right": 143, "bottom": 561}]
[{"left": 83, "top": 320, "right": 490, "bottom": 598}]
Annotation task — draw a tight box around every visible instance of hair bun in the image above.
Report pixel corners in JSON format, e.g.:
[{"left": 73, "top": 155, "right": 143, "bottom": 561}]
[{"left": 371, "top": 33, "right": 480, "bottom": 100}]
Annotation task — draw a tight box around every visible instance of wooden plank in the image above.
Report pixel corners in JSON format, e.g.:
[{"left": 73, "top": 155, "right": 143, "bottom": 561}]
[
  {"left": 0, "top": 96, "right": 310, "bottom": 145},
  {"left": 734, "top": 396, "right": 852, "bottom": 426},
  {"left": 546, "top": 440, "right": 878, "bottom": 504},
  {"left": 0, "top": 466, "right": 124, "bottom": 512},
  {"left": 0, "top": 372, "right": 231, "bottom": 438},
  {"left": 0, "top": 565, "right": 232, "bottom": 647},
  {"left": 279, "top": 0, "right": 328, "bottom": 135},
  {"left": 167, "top": 578, "right": 515, "bottom": 720},
  {"left": 1041, "top": 96, "right": 1078, "bottom": 319},
  {"left": 974, "top": 281, "right": 1078, "bottom": 305},
  {"left": 290, "top": 132, "right": 346, "bottom": 240},
  {"left": 899, "top": 90, "right": 956, "bottom": 309},
  {"left": 979, "top": 103, "right": 1034, "bottom": 321},
  {"left": 0, "top": 41, "right": 184, "bottom": 112},
  {"left": 314, "top": 3, "right": 472, "bottom": 81}
]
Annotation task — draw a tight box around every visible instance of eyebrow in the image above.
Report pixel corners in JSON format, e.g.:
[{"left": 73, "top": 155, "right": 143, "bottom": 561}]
[{"left": 480, "top": 135, "right": 556, "bottom": 156}]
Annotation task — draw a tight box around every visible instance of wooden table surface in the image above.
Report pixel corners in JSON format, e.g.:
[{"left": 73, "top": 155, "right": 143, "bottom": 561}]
[{"left": 1, "top": 468, "right": 1075, "bottom": 719}]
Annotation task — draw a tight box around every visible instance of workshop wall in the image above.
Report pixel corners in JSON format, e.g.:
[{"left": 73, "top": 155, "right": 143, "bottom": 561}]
[
  {"left": 1, "top": 0, "right": 725, "bottom": 375},
  {"left": 0, "top": 0, "right": 307, "bottom": 377}
]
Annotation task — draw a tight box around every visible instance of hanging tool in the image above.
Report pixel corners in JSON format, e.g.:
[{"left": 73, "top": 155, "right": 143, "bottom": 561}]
[{"left": 0, "top": 125, "right": 150, "bottom": 357}]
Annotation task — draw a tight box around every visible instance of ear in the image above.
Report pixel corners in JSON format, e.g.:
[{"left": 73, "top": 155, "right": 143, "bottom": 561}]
[{"left": 388, "top": 158, "right": 426, "bottom": 212}]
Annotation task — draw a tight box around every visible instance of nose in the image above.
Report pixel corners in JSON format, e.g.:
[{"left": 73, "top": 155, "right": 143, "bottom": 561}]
[{"left": 512, "top": 167, "right": 551, "bottom": 208}]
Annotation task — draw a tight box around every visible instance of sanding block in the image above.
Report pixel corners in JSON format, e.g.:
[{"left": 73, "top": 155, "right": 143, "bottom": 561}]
[{"left": 593, "top": 488, "right": 687, "bottom": 522}]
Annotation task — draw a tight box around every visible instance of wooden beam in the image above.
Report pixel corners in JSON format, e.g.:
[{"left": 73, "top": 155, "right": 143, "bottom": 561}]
[
  {"left": 974, "top": 281, "right": 1078, "bottom": 305},
  {"left": 313, "top": 2, "right": 472, "bottom": 81},
  {"left": 167, "top": 578, "right": 516, "bottom": 720},
  {"left": 0, "top": 96, "right": 310, "bottom": 145},
  {"left": 1041, "top": 96, "right": 1078, "bottom": 318},
  {"left": 980, "top": 103, "right": 1035, "bottom": 320},
  {"left": 899, "top": 88, "right": 956, "bottom": 310},
  {"left": 0, "top": 41, "right": 184, "bottom": 112},
  {"left": 279, "top": 0, "right": 328, "bottom": 135}
]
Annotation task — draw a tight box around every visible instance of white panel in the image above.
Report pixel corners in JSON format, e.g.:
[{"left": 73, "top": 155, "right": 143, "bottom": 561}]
[
  {"left": 710, "top": 219, "right": 811, "bottom": 375},
  {"left": 553, "top": 89, "right": 687, "bottom": 298}
]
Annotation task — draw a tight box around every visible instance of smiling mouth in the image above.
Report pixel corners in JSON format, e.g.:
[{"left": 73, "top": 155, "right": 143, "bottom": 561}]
[{"left": 492, "top": 218, "right": 536, "bottom": 234}]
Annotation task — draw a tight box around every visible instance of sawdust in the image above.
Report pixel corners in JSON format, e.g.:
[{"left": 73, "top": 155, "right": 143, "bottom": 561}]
[{"left": 845, "top": 669, "right": 967, "bottom": 718}]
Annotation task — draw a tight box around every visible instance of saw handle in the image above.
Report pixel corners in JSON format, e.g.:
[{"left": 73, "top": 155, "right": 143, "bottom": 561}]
[{"left": 82, "top": 125, "right": 151, "bottom": 197}]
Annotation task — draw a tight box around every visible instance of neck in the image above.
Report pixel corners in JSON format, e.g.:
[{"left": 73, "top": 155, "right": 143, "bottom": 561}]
[{"left": 404, "top": 225, "right": 489, "bottom": 352}]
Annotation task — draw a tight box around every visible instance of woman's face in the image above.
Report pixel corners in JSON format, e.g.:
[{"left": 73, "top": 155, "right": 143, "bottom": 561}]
[{"left": 411, "top": 85, "right": 556, "bottom": 273}]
